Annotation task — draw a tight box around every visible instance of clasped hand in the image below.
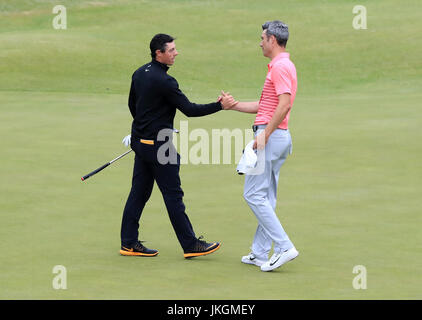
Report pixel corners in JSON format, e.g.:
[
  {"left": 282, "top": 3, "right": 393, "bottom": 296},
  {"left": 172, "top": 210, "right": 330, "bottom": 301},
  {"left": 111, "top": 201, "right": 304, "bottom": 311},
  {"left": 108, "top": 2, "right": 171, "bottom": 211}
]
[{"left": 218, "top": 90, "right": 238, "bottom": 110}]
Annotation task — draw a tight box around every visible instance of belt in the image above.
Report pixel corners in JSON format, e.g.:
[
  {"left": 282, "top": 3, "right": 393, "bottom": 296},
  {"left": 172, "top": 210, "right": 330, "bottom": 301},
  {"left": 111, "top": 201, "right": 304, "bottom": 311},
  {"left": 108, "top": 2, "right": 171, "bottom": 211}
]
[
  {"left": 140, "top": 139, "right": 154, "bottom": 145},
  {"left": 252, "top": 124, "right": 267, "bottom": 132},
  {"left": 252, "top": 124, "right": 287, "bottom": 132},
  {"left": 137, "top": 128, "right": 179, "bottom": 146}
]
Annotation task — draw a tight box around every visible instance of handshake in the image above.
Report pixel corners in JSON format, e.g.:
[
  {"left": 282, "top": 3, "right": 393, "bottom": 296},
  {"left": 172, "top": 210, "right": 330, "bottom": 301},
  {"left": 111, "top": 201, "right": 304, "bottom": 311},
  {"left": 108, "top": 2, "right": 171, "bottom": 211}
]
[{"left": 218, "top": 91, "right": 238, "bottom": 110}]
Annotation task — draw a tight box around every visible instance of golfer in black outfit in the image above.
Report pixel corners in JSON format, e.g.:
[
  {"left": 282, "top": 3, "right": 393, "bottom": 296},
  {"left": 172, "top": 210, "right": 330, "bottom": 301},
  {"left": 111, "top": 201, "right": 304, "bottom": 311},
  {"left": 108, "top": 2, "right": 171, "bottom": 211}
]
[{"left": 120, "top": 34, "right": 235, "bottom": 258}]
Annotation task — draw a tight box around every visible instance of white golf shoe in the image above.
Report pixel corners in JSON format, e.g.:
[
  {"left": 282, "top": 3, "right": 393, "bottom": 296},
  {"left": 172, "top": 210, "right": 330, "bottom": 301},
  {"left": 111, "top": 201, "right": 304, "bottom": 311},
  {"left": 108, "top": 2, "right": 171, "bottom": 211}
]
[
  {"left": 260, "top": 247, "right": 299, "bottom": 272},
  {"left": 241, "top": 252, "right": 266, "bottom": 267}
]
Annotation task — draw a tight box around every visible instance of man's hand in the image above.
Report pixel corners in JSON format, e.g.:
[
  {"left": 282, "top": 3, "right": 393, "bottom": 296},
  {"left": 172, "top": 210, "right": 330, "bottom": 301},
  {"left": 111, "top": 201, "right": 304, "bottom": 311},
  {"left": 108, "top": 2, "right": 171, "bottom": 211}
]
[
  {"left": 122, "top": 134, "right": 131, "bottom": 147},
  {"left": 219, "top": 90, "right": 238, "bottom": 109},
  {"left": 253, "top": 130, "right": 268, "bottom": 150}
]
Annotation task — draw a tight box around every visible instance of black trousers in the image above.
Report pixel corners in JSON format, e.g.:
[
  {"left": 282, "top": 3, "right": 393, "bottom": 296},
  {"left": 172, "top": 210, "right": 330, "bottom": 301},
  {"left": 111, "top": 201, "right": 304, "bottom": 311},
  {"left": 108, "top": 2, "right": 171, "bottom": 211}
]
[{"left": 120, "top": 137, "right": 197, "bottom": 251}]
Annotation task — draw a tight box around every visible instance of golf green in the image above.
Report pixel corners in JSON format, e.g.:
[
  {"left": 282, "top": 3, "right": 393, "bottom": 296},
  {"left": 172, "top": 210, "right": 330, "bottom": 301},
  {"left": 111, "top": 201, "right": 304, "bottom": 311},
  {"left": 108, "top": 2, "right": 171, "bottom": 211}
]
[{"left": 0, "top": 0, "right": 421, "bottom": 299}]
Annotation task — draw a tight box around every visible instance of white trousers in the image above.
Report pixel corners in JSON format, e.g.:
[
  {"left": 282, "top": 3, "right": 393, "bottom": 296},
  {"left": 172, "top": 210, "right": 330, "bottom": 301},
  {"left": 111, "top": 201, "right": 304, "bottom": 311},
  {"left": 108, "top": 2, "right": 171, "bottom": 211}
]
[{"left": 243, "top": 128, "right": 294, "bottom": 260}]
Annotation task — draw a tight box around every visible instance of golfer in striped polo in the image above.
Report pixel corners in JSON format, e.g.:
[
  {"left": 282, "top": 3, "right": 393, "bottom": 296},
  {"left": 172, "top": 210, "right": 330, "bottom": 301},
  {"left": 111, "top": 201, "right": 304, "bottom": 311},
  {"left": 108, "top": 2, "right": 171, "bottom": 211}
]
[{"left": 224, "top": 20, "right": 299, "bottom": 271}]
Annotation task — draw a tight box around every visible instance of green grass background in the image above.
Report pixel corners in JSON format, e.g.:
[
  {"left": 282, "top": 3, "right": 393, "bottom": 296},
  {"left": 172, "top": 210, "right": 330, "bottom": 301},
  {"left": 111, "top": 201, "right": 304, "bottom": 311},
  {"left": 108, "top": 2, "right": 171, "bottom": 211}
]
[{"left": 0, "top": 0, "right": 421, "bottom": 299}]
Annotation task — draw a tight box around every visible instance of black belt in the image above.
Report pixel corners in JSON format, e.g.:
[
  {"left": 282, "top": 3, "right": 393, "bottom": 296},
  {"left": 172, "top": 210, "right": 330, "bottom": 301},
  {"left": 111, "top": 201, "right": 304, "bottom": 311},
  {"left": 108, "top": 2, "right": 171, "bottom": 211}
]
[
  {"left": 252, "top": 124, "right": 287, "bottom": 132},
  {"left": 252, "top": 124, "right": 267, "bottom": 132}
]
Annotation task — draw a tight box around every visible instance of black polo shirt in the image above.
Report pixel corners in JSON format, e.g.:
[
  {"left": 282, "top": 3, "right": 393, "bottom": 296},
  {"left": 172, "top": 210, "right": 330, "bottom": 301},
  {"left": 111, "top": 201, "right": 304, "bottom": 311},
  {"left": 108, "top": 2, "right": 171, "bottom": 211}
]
[{"left": 128, "top": 59, "right": 222, "bottom": 140}]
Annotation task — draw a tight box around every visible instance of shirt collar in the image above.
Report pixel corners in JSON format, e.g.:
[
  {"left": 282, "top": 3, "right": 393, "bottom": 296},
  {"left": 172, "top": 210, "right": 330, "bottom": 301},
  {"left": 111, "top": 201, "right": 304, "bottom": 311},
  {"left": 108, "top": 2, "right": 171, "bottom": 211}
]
[
  {"left": 268, "top": 52, "right": 290, "bottom": 70},
  {"left": 152, "top": 59, "right": 170, "bottom": 72}
]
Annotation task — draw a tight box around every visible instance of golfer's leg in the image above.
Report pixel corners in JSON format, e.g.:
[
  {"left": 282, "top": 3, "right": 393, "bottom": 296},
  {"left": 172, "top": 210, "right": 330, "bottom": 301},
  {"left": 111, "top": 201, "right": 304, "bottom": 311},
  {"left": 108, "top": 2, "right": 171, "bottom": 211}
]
[
  {"left": 268, "top": 164, "right": 278, "bottom": 211},
  {"left": 251, "top": 142, "right": 290, "bottom": 259},
  {"left": 244, "top": 137, "right": 292, "bottom": 255},
  {"left": 244, "top": 166, "right": 273, "bottom": 259},
  {"left": 269, "top": 130, "right": 294, "bottom": 253},
  {"left": 153, "top": 154, "right": 197, "bottom": 251},
  {"left": 251, "top": 224, "right": 272, "bottom": 260},
  {"left": 120, "top": 154, "right": 154, "bottom": 247},
  {"left": 251, "top": 168, "right": 279, "bottom": 260}
]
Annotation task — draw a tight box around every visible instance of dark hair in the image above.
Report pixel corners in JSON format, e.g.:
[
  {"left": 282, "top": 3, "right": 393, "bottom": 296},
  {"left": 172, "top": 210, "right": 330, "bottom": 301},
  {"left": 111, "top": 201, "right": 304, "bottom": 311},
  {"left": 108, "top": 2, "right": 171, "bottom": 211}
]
[
  {"left": 150, "top": 33, "right": 175, "bottom": 59},
  {"left": 262, "top": 20, "right": 289, "bottom": 47}
]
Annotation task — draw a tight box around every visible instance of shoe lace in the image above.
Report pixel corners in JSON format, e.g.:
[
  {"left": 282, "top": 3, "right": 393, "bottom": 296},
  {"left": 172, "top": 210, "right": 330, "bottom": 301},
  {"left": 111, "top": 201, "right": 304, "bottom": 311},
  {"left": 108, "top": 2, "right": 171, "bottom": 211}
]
[
  {"left": 192, "top": 236, "right": 208, "bottom": 251},
  {"left": 134, "top": 240, "right": 146, "bottom": 249}
]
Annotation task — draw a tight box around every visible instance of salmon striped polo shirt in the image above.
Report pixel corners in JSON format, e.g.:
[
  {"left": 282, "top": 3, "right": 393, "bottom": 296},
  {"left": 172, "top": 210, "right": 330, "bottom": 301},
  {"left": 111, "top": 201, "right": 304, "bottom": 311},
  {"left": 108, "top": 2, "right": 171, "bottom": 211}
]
[{"left": 255, "top": 52, "right": 297, "bottom": 130}]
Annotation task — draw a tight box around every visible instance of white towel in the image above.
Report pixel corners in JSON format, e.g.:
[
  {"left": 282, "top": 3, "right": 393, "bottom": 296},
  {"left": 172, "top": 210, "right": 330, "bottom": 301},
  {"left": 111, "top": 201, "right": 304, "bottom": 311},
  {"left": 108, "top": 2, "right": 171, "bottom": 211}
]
[{"left": 236, "top": 140, "right": 257, "bottom": 175}]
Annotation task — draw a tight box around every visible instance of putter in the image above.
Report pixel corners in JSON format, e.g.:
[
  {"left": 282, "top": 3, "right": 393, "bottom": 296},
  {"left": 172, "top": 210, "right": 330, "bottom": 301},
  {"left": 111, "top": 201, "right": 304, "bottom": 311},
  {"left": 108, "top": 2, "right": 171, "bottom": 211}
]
[{"left": 81, "top": 149, "right": 132, "bottom": 181}]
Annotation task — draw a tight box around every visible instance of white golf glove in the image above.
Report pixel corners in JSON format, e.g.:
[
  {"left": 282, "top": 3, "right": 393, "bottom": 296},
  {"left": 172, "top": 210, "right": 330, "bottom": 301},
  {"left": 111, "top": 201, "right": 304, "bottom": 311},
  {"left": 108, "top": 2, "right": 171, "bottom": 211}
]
[{"left": 122, "top": 134, "right": 131, "bottom": 147}]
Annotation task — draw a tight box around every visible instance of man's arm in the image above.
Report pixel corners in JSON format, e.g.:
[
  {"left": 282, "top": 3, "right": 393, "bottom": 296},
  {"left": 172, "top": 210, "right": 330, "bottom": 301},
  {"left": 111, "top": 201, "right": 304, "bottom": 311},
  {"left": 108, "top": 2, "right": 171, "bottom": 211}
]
[
  {"left": 128, "top": 79, "right": 137, "bottom": 118},
  {"left": 254, "top": 93, "right": 291, "bottom": 149},
  {"left": 229, "top": 101, "right": 260, "bottom": 114},
  {"left": 164, "top": 77, "right": 223, "bottom": 117}
]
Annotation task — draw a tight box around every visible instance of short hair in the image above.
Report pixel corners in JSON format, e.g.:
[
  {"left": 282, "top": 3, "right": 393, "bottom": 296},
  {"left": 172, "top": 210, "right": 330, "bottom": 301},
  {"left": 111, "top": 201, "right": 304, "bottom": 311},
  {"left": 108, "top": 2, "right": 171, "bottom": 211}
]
[
  {"left": 262, "top": 20, "right": 289, "bottom": 47},
  {"left": 150, "top": 33, "right": 175, "bottom": 59}
]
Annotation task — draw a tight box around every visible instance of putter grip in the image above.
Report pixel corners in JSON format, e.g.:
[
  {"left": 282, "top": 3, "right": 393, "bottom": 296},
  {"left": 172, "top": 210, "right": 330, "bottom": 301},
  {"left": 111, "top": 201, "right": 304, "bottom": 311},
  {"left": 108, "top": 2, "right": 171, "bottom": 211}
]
[{"left": 81, "top": 163, "right": 110, "bottom": 181}]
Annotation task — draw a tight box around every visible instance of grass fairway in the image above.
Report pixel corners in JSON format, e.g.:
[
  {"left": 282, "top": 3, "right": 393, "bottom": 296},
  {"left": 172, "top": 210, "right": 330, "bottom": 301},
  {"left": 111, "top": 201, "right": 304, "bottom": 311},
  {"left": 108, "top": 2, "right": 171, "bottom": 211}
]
[{"left": 1, "top": 0, "right": 421, "bottom": 300}]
